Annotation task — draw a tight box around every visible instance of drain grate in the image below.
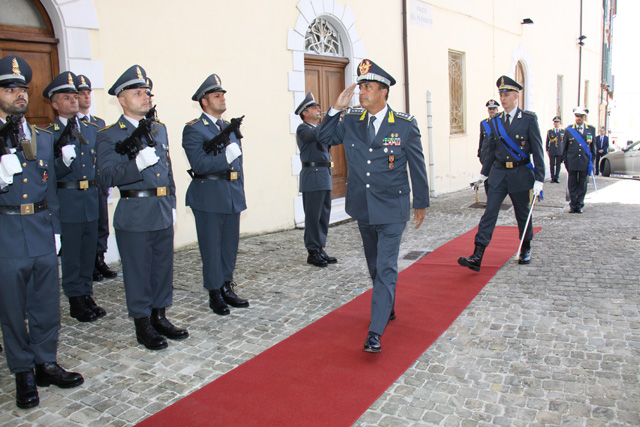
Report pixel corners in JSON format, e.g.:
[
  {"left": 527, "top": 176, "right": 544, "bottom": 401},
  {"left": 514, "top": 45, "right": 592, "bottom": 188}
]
[
  {"left": 402, "top": 250, "right": 432, "bottom": 260},
  {"left": 468, "top": 202, "right": 511, "bottom": 210}
]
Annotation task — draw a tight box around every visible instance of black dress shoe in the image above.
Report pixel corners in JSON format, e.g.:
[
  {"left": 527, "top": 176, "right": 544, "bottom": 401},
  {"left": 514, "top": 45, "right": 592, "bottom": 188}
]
[
  {"left": 83, "top": 295, "right": 106, "bottom": 318},
  {"left": 518, "top": 248, "right": 532, "bottom": 264},
  {"left": 320, "top": 250, "right": 337, "bottom": 264},
  {"left": 95, "top": 253, "right": 118, "bottom": 279},
  {"left": 93, "top": 267, "right": 104, "bottom": 282},
  {"left": 221, "top": 281, "right": 250, "bottom": 308},
  {"left": 307, "top": 250, "right": 328, "bottom": 267},
  {"left": 569, "top": 208, "right": 577, "bottom": 213},
  {"left": 35, "top": 362, "right": 84, "bottom": 389},
  {"left": 389, "top": 309, "right": 396, "bottom": 321},
  {"left": 15, "top": 370, "right": 39, "bottom": 409},
  {"left": 134, "top": 317, "right": 168, "bottom": 350},
  {"left": 69, "top": 296, "right": 98, "bottom": 322},
  {"left": 363, "top": 332, "right": 382, "bottom": 353},
  {"left": 576, "top": 208, "right": 583, "bottom": 213},
  {"left": 151, "top": 308, "right": 189, "bottom": 340},
  {"left": 457, "top": 244, "right": 486, "bottom": 272},
  {"left": 209, "top": 289, "right": 230, "bottom": 315}
]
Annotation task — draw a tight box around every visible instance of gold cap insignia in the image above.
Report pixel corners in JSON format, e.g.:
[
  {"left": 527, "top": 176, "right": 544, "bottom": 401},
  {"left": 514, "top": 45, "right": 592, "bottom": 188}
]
[
  {"left": 12, "top": 58, "right": 21, "bottom": 75},
  {"left": 311, "top": 93, "right": 315, "bottom": 101},
  {"left": 500, "top": 77, "right": 505, "bottom": 87},
  {"left": 68, "top": 73, "right": 74, "bottom": 85},
  {"left": 146, "top": 78, "right": 150, "bottom": 85},
  {"left": 215, "top": 75, "right": 221, "bottom": 86},
  {"left": 136, "top": 67, "right": 143, "bottom": 80},
  {"left": 80, "top": 76, "right": 87, "bottom": 86},
  {"left": 359, "top": 60, "right": 372, "bottom": 76}
]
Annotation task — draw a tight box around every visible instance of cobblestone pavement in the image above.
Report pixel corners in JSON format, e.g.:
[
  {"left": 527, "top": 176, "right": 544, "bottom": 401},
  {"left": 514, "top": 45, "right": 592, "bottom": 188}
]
[{"left": 1, "top": 171, "right": 639, "bottom": 426}]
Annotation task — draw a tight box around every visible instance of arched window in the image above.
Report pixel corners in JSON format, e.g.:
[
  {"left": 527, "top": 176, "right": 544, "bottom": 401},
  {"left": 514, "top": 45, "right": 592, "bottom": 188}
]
[
  {"left": 305, "top": 18, "right": 343, "bottom": 57},
  {"left": 515, "top": 61, "right": 525, "bottom": 109}
]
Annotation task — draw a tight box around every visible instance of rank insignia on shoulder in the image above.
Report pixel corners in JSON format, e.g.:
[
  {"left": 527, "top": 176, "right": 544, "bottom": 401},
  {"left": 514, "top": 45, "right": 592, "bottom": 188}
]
[
  {"left": 98, "top": 123, "right": 116, "bottom": 132},
  {"left": 118, "top": 122, "right": 127, "bottom": 129},
  {"left": 347, "top": 108, "right": 365, "bottom": 116},
  {"left": 186, "top": 118, "right": 201, "bottom": 126},
  {"left": 523, "top": 110, "right": 536, "bottom": 116},
  {"left": 395, "top": 111, "right": 414, "bottom": 121}
]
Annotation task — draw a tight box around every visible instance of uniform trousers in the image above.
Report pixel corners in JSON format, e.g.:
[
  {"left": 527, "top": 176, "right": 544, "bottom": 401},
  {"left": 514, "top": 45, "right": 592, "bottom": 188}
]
[
  {"left": 116, "top": 226, "right": 174, "bottom": 318},
  {"left": 567, "top": 170, "right": 589, "bottom": 210},
  {"left": 302, "top": 190, "right": 331, "bottom": 251},
  {"left": 475, "top": 178, "right": 533, "bottom": 247},
  {"left": 192, "top": 210, "right": 240, "bottom": 291},
  {"left": 357, "top": 221, "right": 406, "bottom": 336},
  {"left": 549, "top": 155, "right": 562, "bottom": 181},
  {"left": 61, "top": 220, "right": 98, "bottom": 297},
  {"left": 97, "top": 185, "right": 110, "bottom": 255},
  {"left": 595, "top": 153, "right": 604, "bottom": 175},
  {"left": 0, "top": 253, "right": 59, "bottom": 372}
]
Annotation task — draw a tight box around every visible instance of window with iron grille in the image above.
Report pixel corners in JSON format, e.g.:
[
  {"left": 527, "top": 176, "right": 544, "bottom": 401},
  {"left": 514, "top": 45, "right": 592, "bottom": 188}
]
[
  {"left": 305, "top": 18, "right": 343, "bottom": 56},
  {"left": 448, "top": 50, "right": 465, "bottom": 134}
]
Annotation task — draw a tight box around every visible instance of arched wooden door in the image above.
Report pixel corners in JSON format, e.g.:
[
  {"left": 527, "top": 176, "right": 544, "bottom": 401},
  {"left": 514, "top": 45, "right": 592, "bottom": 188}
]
[{"left": 0, "top": 0, "right": 59, "bottom": 125}]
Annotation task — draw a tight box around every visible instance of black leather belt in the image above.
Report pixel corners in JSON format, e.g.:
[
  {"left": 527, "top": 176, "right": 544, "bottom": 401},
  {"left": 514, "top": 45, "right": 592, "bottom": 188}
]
[
  {"left": 0, "top": 199, "right": 48, "bottom": 215},
  {"left": 188, "top": 170, "right": 239, "bottom": 181},
  {"left": 57, "top": 180, "right": 97, "bottom": 190},
  {"left": 120, "top": 187, "right": 174, "bottom": 198},
  {"left": 301, "top": 162, "right": 333, "bottom": 168},
  {"left": 495, "top": 158, "right": 530, "bottom": 168}
]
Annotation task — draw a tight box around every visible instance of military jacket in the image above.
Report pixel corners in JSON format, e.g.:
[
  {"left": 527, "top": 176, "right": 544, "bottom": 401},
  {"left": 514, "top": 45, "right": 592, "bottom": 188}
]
[
  {"left": 546, "top": 128, "right": 565, "bottom": 156},
  {"left": 96, "top": 115, "right": 176, "bottom": 232},
  {"left": 478, "top": 118, "right": 494, "bottom": 174},
  {"left": 297, "top": 121, "right": 332, "bottom": 193},
  {"left": 42, "top": 118, "right": 99, "bottom": 223},
  {"left": 562, "top": 124, "right": 597, "bottom": 172},
  {"left": 0, "top": 123, "right": 60, "bottom": 257},
  {"left": 317, "top": 106, "right": 429, "bottom": 225},
  {"left": 90, "top": 115, "right": 106, "bottom": 129},
  {"left": 481, "top": 108, "right": 545, "bottom": 192},
  {"left": 182, "top": 113, "right": 246, "bottom": 214}
]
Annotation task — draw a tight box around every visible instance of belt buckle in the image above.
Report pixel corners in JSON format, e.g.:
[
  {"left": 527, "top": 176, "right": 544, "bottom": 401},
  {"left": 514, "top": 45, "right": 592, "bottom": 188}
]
[
  {"left": 505, "top": 161, "right": 513, "bottom": 168},
  {"left": 330, "top": 162, "right": 334, "bottom": 168},
  {"left": 229, "top": 172, "right": 238, "bottom": 181},
  {"left": 21, "top": 203, "right": 34, "bottom": 215},
  {"left": 79, "top": 180, "right": 89, "bottom": 190},
  {"left": 156, "top": 187, "right": 167, "bottom": 196}
]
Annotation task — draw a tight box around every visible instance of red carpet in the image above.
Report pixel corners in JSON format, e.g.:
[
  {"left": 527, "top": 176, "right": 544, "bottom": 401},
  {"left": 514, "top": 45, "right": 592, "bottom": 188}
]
[{"left": 137, "top": 226, "right": 538, "bottom": 427}]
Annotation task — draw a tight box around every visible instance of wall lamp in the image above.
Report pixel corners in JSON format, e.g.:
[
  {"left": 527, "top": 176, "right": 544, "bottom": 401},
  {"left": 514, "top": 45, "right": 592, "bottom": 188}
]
[
  {"left": 578, "top": 35, "right": 587, "bottom": 46},
  {"left": 521, "top": 18, "right": 534, "bottom": 24}
]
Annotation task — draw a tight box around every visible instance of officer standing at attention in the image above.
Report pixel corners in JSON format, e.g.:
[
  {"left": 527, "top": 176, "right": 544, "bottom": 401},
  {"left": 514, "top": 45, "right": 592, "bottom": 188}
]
[
  {"left": 594, "top": 126, "right": 609, "bottom": 175},
  {"left": 97, "top": 65, "right": 188, "bottom": 350},
  {"left": 478, "top": 99, "right": 501, "bottom": 195},
  {"left": 562, "top": 107, "right": 596, "bottom": 213},
  {"left": 318, "top": 59, "right": 430, "bottom": 353},
  {"left": 458, "top": 76, "right": 545, "bottom": 271},
  {"left": 41, "top": 72, "right": 106, "bottom": 323},
  {"left": 0, "top": 56, "right": 83, "bottom": 409},
  {"left": 295, "top": 92, "right": 337, "bottom": 267},
  {"left": 182, "top": 74, "right": 249, "bottom": 316},
  {"left": 75, "top": 74, "right": 118, "bottom": 281},
  {"left": 545, "top": 116, "right": 565, "bottom": 183}
]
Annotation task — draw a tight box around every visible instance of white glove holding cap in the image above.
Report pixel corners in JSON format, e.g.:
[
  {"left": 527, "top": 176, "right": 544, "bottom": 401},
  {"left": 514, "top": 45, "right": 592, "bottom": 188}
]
[
  {"left": 61, "top": 145, "right": 76, "bottom": 167},
  {"left": 135, "top": 146, "right": 160, "bottom": 171},
  {"left": 225, "top": 143, "right": 242, "bottom": 165},
  {"left": 0, "top": 154, "right": 23, "bottom": 185}
]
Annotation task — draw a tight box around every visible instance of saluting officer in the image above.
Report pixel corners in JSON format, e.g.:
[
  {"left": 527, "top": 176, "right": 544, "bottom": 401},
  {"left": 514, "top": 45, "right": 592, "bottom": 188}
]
[
  {"left": 546, "top": 116, "right": 565, "bottom": 183},
  {"left": 562, "top": 107, "right": 596, "bottom": 213},
  {"left": 296, "top": 92, "right": 337, "bottom": 267},
  {"left": 97, "top": 65, "right": 188, "bottom": 350},
  {"left": 182, "top": 74, "right": 250, "bottom": 316},
  {"left": 478, "top": 99, "right": 501, "bottom": 195},
  {"left": 0, "top": 56, "right": 83, "bottom": 409},
  {"left": 318, "top": 59, "right": 430, "bottom": 353},
  {"left": 75, "top": 74, "right": 118, "bottom": 281},
  {"left": 459, "top": 76, "right": 545, "bottom": 271},
  {"left": 41, "top": 72, "right": 106, "bottom": 323}
]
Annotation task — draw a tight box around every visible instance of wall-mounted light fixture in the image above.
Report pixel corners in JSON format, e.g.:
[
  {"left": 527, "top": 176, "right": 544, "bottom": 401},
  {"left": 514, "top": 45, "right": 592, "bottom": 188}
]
[
  {"left": 578, "top": 35, "right": 587, "bottom": 46},
  {"left": 521, "top": 18, "right": 534, "bottom": 24}
]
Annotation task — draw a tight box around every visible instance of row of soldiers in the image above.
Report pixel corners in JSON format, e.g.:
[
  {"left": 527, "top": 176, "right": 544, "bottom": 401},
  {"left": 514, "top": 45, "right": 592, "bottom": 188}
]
[{"left": 0, "top": 55, "right": 249, "bottom": 409}]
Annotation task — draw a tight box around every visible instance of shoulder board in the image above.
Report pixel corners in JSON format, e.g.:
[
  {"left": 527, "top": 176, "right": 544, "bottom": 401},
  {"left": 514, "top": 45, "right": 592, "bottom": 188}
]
[
  {"left": 301, "top": 122, "right": 313, "bottom": 129},
  {"left": 394, "top": 111, "right": 414, "bottom": 121},
  {"left": 93, "top": 116, "right": 104, "bottom": 121},
  {"left": 39, "top": 123, "right": 55, "bottom": 130},
  {"left": 585, "top": 124, "right": 593, "bottom": 130},
  {"left": 186, "top": 118, "right": 201, "bottom": 126},
  {"left": 98, "top": 123, "right": 118, "bottom": 132},
  {"left": 34, "top": 126, "right": 52, "bottom": 134},
  {"left": 153, "top": 121, "right": 165, "bottom": 127},
  {"left": 346, "top": 108, "right": 365, "bottom": 115},
  {"left": 83, "top": 121, "right": 99, "bottom": 128},
  {"left": 522, "top": 110, "right": 536, "bottom": 116}
]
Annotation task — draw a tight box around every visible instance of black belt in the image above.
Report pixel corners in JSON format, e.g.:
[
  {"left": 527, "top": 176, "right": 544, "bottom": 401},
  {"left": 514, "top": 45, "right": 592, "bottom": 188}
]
[
  {"left": 0, "top": 199, "right": 48, "bottom": 215},
  {"left": 495, "top": 158, "right": 530, "bottom": 169},
  {"left": 120, "top": 187, "right": 174, "bottom": 198},
  {"left": 188, "top": 170, "right": 239, "bottom": 181},
  {"left": 57, "top": 180, "right": 97, "bottom": 190},
  {"left": 301, "top": 162, "right": 333, "bottom": 168}
]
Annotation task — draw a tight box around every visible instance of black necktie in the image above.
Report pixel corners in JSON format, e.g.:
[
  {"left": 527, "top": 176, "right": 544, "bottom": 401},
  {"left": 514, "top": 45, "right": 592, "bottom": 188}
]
[
  {"left": 368, "top": 116, "right": 376, "bottom": 143},
  {"left": 505, "top": 114, "right": 511, "bottom": 132},
  {"left": 81, "top": 116, "right": 88, "bottom": 122},
  {"left": 216, "top": 119, "right": 224, "bottom": 131}
]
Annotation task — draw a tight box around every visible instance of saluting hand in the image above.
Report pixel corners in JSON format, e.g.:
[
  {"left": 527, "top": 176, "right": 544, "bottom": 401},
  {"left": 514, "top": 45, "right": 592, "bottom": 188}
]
[
  {"left": 333, "top": 83, "right": 357, "bottom": 111},
  {"left": 413, "top": 208, "right": 426, "bottom": 229}
]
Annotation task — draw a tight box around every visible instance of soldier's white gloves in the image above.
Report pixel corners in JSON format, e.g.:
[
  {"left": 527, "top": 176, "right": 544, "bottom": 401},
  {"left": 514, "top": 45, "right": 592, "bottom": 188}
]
[
  {"left": 0, "top": 154, "right": 23, "bottom": 187},
  {"left": 172, "top": 208, "right": 177, "bottom": 226},
  {"left": 225, "top": 143, "right": 242, "bottom": 165},
  {"left": 55, "top": 234, "right": 62, "bottom": 254},
  {"left": 533, "top": 180, "right": 543, "bottom": 197},
  {"left": 61, "top": 145, "right": 77, "bottom": 167},
  {"left": 135, "top": 146, "right": 159, "bottom": 171},
  {"left": 472, "top": 174, "right": 487, "bottom": 190}
]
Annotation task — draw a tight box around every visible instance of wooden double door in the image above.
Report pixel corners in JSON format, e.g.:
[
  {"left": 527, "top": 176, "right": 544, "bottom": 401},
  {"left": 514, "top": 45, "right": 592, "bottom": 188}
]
[{"left": 304, "top": 55, "right": 348, "bottom": 199}]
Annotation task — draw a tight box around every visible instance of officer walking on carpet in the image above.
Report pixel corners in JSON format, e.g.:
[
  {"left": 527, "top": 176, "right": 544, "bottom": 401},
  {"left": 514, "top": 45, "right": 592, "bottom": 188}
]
[
  {"left": 318, "top": 59, "right": 430, "bottom": 353},
  {"left": 0, "top": 55, "right": 84, "bottom": 409},
  {"left": 97, "top": 65, "right": 188, "bottom": 350},
  {"left": 562, "top": 107, "right": 596, "bottom": 213},
  {"left": 458, "top": 76, "right": 545, "bottom": 271},
  {"left": 182, "top": 74, "right": 250, "bottom": 316},
  {"left": 545, "top": 116, "right": 565, "bottom": 183},
  {"left": 295, "top": 92, "right": 337, "bottom": 267}
]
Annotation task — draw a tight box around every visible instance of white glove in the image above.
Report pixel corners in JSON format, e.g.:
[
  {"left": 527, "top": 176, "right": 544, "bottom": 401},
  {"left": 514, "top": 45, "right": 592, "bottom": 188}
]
[
  {"left": 172, "top": 208, "right": 177, "bottom": 226},
  {"left": 0, "top": 154, "right": 23, "bottom": 185},
  {"left": 533, "top": 181, "right": 543, "bottom": 197},
  {"left": 472, "top": 174, "right": 488, "bottom": 190},
  {"left": 225, "top": 142, "right": 242, "bottom": 164},
  {"left": 54, "top": 234, "right": 61, "bottom": 254},
  {"left": 61, "top": 145, "right": 76, "bottom": 167},
  {"left": 135, "top": 146, "right": 159, "bottom": 171}
]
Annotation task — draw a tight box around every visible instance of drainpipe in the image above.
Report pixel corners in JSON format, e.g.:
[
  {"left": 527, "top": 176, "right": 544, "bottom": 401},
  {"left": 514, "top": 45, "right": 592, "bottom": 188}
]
[
  {"left": 577, "top": 0, "right": 583, "bottom": 105},
  {"left": 402, "top": 0, "right": 410, "bottom": 114},
  {"left": 427, "top": 91, "right": 435, "bottom": 197}
]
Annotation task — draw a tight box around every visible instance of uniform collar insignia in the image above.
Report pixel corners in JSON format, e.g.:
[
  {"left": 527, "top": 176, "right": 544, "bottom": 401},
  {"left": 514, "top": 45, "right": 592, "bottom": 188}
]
[
  {"left": 119, "top": 121, "right": 127, "bottom": 129},
  {"left": 203, "top": 118, "right": 209, "bottom": 126}
]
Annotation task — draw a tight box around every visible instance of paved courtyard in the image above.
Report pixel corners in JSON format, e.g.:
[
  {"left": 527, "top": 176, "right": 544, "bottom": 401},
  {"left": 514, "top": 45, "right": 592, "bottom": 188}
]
[{"left": 1, "top": 171, "right": 639, "bottom": 426}]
